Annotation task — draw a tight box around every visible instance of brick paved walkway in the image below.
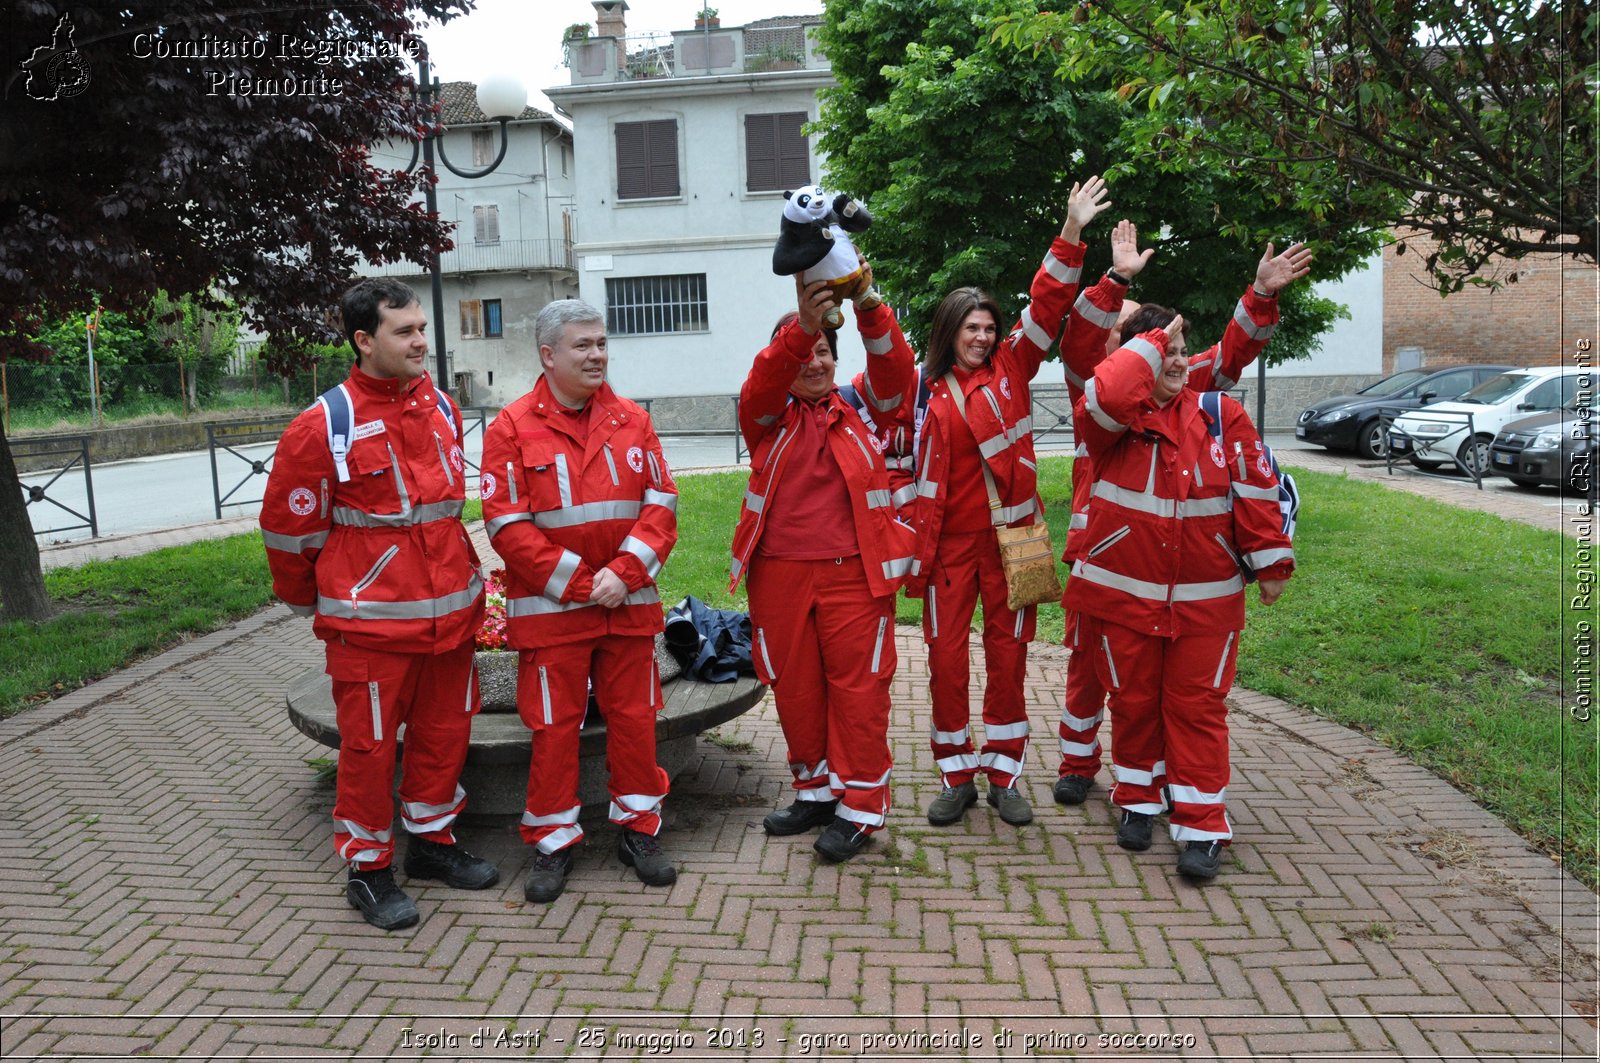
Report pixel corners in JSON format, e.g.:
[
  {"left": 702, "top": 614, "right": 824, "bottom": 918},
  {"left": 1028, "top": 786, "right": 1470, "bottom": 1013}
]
[
  {"left": 7, "top": 464, "right": 1596, "bottom": 1060},
  {"left": 2, "top": 611, "right": 1595, "bottom": 1058}
]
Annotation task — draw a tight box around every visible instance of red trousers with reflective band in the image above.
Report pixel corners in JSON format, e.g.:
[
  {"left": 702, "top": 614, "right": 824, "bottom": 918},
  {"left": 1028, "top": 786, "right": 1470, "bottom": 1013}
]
[
  {"left": 326, "top": 639, "right": 478, "bottom": 869},
  {"left": 748, "top": 555, "right": 895, "bottom": 831},
  {"left": 923, "top": 529, "right": 1035, "bottom": 787},
  {"left": 516, "top": 635, "right": 667, "bottom": 854},
  {"left": 1057, "top": 611, "right": 1108, "bottom": 779},
  {"left": 1079, "top": 613, "right": 1237, "bottom": 843}
]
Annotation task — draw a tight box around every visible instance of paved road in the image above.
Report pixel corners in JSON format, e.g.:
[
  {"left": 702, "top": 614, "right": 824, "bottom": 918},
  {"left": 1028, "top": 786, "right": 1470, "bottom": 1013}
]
[{"left": 24, "top": 425, "right": 1585, "bottom": 546}]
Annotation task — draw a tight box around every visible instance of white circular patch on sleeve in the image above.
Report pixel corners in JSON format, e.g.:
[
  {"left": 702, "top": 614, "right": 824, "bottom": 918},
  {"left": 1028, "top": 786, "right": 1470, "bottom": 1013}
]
[
  {"left": 481, "top": 472, "right": 497, "bottom": 499},
  {"left": 627, "top": 446, "right": 645, "bottom": 473},
  {"left": 287, "top": 487, "right": 316, "bottom": 516}
]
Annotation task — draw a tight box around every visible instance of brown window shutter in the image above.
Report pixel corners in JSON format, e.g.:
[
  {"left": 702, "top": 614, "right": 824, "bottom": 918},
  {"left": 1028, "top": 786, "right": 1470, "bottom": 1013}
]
[
  {"left": 746, "top": 113, "right": 777, "bottom": 192},
  {"left": 616, "top": 122, "right": 647, "bottom": 199},
  {"left": 459, "top": 300, "right": 481, "bottom": 339},
  {"left": 776, "top": 111, "right": 810, "bottom": 188},
  {"left": 645, "top": 120, "right": 679, "bottom": 197}
]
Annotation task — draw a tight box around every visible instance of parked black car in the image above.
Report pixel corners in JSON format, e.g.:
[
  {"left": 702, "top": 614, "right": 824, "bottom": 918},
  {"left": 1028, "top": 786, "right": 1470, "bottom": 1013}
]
[
  {"left": 1490, "top": 408, "right": 1592, "bottom": 491},
  {"left": 1295, "top": 364, "right": 1516, "bottom": 458}
]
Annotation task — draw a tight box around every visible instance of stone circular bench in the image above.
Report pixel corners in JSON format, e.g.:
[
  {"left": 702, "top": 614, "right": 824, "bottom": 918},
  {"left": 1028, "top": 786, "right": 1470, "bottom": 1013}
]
[{"left": 285, "top": 665, "right": 767, "bottom": 817}]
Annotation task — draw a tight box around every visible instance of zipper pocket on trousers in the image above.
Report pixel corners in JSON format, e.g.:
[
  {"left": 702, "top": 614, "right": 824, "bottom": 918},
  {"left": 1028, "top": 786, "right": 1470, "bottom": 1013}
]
[
  {"left": 433, "top": 431, "right": 455, "bottom": 487},
  {"left": 1100, "top": 635, "right": 1121, "bottom": 689},
  {"left": 869, "top": 617, "right": 888, "bottom": 674},
  {"left": 1213, "top": 631, "right": 1236, "bottom": 688},
  {"left": 1087, "top": 525, "right": 1131, "bottom": 559},
  {"left": 756, "top": 628, "right": 775, "bottom": 680},
  {"left": 350, "top": 545, "right": 399, "bottom": 611},
  {"left": 538, "top": 665, "right": 553, "bottom": 726}
]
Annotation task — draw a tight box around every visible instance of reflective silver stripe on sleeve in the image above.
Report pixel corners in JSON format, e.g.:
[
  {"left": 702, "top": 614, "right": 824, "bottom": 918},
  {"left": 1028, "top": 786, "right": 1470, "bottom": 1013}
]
[
  {"left": 554, "top": 454, "right": 572, "bottom": 508},
  {"left": 643, "top": 487, "right": 678, "bottom": 512},
  {"left": 1073, "top": 290, "right": 1120, "bottom": 329},
  {"left": 1084, "top": 378, "right": 1127, "bottom": 432},
  {"left": 863, "top": 332, "right": 894, "bottom": 355},
  {"left": 620, "top": 535, "right": 662, "bottom": 578},
  {"left": 1074, "top": 442, "right": 1089, "bottom": 458},
  {"left": 1232, "top": 481, "right": 1282, "bottom": 502},
  {"left": 331, "top": 499, "right": 464, "bottom": 528},
  {"left": 317, "top": 575, "right": 483, "bottom": 621},
  {"left": 865, "top": 489, "right": 893, "bottom": 510},
  {"left": 505, "top": 462, "right": 518, "bottom": 505},
  {"left": 1068, "top": 511, "right": 1088, "bottom": 530},
  {"left": 1172, "top": 574, "right": 1245, "bottom": 601},
  {"left": 1041, "top": 251, "right": 1081, "bottom": 286},
  {"left": 862, "top": 373, "right": 903, "bottom": 412},
  {"left": 1213, "top": 372, "right": 1239, "bottom": 391},
  {"left": 544, "top": 548, "right": 583, "bottom": 599},
  {"left": 532, "top": 499, "right": 642, "bottom": 529},
  {"left": 978, "top": 431, "right": 1011, "bottom": 460},
  {"left": 1243, "top": 547, "right": 1294, "bottom": 570},
  {"left": 743, "top": 489, "right": 765, "bottom": 515},
  {"left": 506, "top": 586, "right": 662, "bottom": 617},
  {"left": 262, "top": 528, "right": 329, "bottom": 552},
  {"left": 917, "top": 478, "right": 940, "bottom": 498},
  {"left": 1017, "top": 304, "right": 1051, "bottom": 350},
  {"left": 891, "top": 482, "right": 917, "bottom": 508},
  {"left": 1233, "top": 299, "right": 1275, "bottom": 341},
  {"left": 487, "top": 511, "right": 534, "bottom": 537},
  {"left": 1063, "top": 365, "right": 1086, "bottom": 390},
  {"left": 1125, "top": 336, "right": 1163, "bottom": 377},
  {"left": 286, "top": 602, "right": 316, "bottom": 617}
]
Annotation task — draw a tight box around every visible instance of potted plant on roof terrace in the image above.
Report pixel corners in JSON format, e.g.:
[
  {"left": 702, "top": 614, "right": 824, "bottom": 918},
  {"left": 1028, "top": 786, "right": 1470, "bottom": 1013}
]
[{"left": 694, "top": 6, "right": 720, "bottom": 28}]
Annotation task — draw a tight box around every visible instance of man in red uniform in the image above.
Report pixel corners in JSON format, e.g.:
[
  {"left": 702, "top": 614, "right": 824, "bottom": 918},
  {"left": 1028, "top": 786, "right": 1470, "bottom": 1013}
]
[
  {"left": 480, "top": 300, "right": 679, "bottom": 903},
  {"left": 1066, "top": 309, "right": 1294, "bottom": 880},
  {"left": 262, "top": 278, "right": 498, "bottom": 931},
  {"left": 1053, "top": 237, "right": 1312, "bottom": 808}
]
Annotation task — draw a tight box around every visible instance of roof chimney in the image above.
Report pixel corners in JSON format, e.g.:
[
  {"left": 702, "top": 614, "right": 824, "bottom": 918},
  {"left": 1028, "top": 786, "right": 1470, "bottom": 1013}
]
[{"left": 593, "top": 1, "right": 628, "bottom": 74}]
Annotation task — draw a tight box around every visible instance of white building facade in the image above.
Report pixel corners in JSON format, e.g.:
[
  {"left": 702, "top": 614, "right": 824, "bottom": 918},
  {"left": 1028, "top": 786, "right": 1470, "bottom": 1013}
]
[{"left": 365, "top": 83, "right": 580, "bottom": 408}]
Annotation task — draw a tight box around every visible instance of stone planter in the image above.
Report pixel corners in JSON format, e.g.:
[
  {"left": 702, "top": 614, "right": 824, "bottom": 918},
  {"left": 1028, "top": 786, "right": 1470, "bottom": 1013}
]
[{"left": 474, "top": 650, "right": 518, "bottom": 710}]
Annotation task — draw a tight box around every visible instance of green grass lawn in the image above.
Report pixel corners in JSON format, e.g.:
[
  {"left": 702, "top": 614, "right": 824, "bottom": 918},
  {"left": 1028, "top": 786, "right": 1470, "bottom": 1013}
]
[{"left": 8, "top": 458, "right": 1589, "bottom": 886}]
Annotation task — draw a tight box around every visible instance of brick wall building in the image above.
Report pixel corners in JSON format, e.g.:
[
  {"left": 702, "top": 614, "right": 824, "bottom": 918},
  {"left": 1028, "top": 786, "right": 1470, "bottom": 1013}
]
[{"left": 1382, "top": 229, "right": 1593, "bottom": 373}]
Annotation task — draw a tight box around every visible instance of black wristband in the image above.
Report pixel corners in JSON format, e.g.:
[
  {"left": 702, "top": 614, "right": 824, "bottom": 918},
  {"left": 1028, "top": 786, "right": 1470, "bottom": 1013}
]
[{"left": 1106, "top": 269, "right": 1130, "bottom": 286}]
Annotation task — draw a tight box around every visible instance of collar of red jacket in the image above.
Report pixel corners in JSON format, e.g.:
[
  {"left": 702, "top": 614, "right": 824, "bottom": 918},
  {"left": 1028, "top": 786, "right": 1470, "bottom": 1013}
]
[
  {"left": 344, "top": 362, "right": 432, "bottom": 401},
  {"left": 528, "top": 374, "right": 627, "bottom": 432}
]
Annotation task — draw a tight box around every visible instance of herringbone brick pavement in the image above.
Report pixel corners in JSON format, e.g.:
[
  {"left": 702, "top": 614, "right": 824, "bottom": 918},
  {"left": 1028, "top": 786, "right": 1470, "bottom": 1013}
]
[{"left": 0, "top": 598, "right": 1595, "bottom": 1059}]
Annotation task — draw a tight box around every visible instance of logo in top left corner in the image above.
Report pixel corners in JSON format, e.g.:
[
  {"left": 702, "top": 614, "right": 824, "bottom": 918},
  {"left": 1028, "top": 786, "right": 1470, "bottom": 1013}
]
[{"left": 19, "top": 13, "right": 90, "bottom": 101}]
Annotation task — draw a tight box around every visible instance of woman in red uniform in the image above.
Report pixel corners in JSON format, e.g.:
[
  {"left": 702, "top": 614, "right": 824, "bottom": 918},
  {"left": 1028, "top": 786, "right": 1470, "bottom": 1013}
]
[
  {"left": 1067, "top": 309, "right": 1294, "bottom": 880},
  {"left": 730, "top": 271, "right": 918, "bottom": 862},
  {"left": 906, "top": 177, "right": 1110, "bottom": 828}
]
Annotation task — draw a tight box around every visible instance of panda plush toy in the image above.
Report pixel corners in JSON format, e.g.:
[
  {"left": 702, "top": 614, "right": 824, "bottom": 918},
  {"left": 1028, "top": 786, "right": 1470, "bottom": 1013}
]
[{"left": 771, "top": 184, "right": 881, "bottom": 329}]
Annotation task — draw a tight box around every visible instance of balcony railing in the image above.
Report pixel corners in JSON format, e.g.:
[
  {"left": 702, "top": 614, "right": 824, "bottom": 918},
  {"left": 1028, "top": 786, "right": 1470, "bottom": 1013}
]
[
  {"left": 564, "top": 23, "right": 826, "bottom": 85},
  {"left": 364, "top": 237, "right": 575, "bottom": 278}
]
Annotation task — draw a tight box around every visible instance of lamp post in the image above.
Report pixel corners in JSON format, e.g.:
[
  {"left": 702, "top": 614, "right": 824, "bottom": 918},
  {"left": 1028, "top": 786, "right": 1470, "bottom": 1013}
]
[{"left": 403, "top": 50, "right": 528, "bottom": 397}]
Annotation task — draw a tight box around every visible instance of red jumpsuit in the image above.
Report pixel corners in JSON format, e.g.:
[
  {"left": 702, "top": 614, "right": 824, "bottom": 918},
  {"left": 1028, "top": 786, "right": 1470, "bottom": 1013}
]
[
  {"left": 480, "top": 379, "right": 678, "bottom": 855},
  {"left": 905, "top": 237, "right": 1083, "bottom": 789},
  {"left": 730, "top": 303, "right": 918, "bottom": 832},
  {"left": 1056, "top": 286, "right": 1285, "bottom": 783},
  {"left": 261, "top": 367, "right": 485, "bottom": 869},
  {"left": 1065, "top": 330, "right": 1294, "bottom": 842}
]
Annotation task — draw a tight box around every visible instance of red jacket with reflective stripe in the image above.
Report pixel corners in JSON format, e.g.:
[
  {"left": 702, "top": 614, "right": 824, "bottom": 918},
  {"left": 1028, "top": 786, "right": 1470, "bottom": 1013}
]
[
  {"left": 1064, "top": 330, "right": 1294, "bottom": 636},
  {"left": 260, "top": 366, "right": 484, "bottom": 654},
  {"left": 1063, "top": 284, "right": 1282, "bottom": 564},
  {"left": 729, "top": 303, "right": 918, "bottom": 596},
  {"left": 904, "top": 237, "right": 1085, "bottom": 596},
  {"left": 481, "top": 379, "right": 678, "bottom": 648}
]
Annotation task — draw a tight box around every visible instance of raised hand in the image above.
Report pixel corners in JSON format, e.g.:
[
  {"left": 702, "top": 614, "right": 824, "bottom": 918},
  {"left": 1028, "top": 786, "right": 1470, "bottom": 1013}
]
[
  {"left": 1109, "top": 219, "right": 1155, "bottom": 280},
  {"left": 1254, "top": 241, "right": 1314, "bottom": 296},
  {"left": 795, "top": 276, "right": 836, "bottom": 334},
  {"left": 1061, "top": 174, "right": 1112, "bottom": 244}
]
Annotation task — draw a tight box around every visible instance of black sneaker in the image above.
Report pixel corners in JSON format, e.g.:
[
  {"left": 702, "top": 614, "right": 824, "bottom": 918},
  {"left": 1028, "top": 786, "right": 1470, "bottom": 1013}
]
[
  {"left": 926, "top": 781, "right": 978, "bottom": 825},
  {"left": 404, "top": 836, "right": 500, "bottom": 890},
  {"left": 618, "top": 830, "right": 678, "bottom": 887},
  {"left": 346, "top": 866, "right": 419, "bottom": 930},
  {"left": 1115, "top": 809, "right": 1153, "bottom": 852},
  {"left": 813, "top": 816, "right": 870, "bottom": 862},
  {"left": 1177, "top": 840, "right": 1223, "bottom": 880},
  {"left": 523, "top": 847, "right": 575, "bottom": 903},
  {"left": 987, "top": 785, "right": 1034, "bottom": 826},
  {"left": 1052, "top": 774, "right": 1094, "bottom": 806},
  {"left": 763, "top": 799, "right": 838, "bottom": 836}
]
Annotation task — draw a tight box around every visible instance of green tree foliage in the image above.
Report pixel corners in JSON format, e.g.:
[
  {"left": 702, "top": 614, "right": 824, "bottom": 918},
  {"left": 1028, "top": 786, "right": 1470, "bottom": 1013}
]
[
  {"left": 993, "top": 0, "right": 1595, "bottom": 293},
  {"left": 815, "top": 0, "right": 1376, "bottom": 363}
]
